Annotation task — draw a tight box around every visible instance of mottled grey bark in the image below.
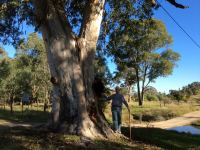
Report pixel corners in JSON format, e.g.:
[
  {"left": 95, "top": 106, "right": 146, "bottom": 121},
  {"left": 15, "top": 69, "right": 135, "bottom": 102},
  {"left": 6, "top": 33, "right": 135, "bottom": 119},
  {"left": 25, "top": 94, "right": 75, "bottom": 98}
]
[{"left": 33, "top": 0, "right": 113, "bottom": 138}]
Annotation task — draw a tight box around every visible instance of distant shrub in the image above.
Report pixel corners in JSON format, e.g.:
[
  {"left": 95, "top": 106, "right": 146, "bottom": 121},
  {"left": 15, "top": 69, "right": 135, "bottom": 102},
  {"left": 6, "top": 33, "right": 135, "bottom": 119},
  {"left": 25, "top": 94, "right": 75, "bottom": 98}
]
[
  {"left": 132, "top": 110, "right": 177, "bottom": 122},
  {"left": 191, "top": 120, "right": 200, "bottom": 126},
  {"left": 145, "top": 94, "right": 158, "bottom": 101}
]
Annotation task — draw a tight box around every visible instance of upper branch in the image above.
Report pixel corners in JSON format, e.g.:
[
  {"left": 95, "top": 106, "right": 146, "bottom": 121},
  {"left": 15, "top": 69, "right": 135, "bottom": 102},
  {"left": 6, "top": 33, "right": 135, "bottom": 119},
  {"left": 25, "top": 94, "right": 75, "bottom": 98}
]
[
  {"left": 166, "top": 0, "right": 189, "bottom": 9},
  {"left": 33, "top": 0, "right": 73, "bottom": 36},
  {"left": 151, "top": 0, "right": 188, "bottom": 9},
  {"left": 79, "top": 0, "right": 105, "bottom": 41}
]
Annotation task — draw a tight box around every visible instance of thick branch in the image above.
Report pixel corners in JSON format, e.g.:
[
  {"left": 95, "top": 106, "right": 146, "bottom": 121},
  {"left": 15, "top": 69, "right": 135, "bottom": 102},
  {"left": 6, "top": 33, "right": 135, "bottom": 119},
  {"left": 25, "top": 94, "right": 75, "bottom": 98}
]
[
  {"left": 33, "top": 0, "right": 73, "bottom": 37},
  {"left": 151, "top": 0, "right": 188, "bottom": 9},
  {"left": 51, "top": 0, "right": 74, "bottom": 37},
  {"left": 166, "top": 0, "right": 188, "bottom": 9},
  {"left": 76, "top": 0, "right": 105, "bottom": 106},
  {"left": 79, "top": 0, "right": 105, "bottom": 42}
]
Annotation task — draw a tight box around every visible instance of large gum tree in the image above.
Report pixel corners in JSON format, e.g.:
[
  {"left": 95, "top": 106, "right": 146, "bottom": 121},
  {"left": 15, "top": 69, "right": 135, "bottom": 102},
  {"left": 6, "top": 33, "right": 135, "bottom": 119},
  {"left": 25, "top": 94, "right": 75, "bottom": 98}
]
[{"left": 0, "top": 0, "right": 187, "bottom": 138}]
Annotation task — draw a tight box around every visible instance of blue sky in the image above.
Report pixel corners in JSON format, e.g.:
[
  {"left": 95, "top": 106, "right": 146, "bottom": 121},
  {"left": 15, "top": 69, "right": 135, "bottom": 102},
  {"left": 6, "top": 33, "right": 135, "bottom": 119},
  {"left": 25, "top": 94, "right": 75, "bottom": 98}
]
[
  {"left": 149, "top": 0, "right": 200, "bottom": 93},
  {"left": 2, "top": 0, "right": 200, "bottom": 93}
]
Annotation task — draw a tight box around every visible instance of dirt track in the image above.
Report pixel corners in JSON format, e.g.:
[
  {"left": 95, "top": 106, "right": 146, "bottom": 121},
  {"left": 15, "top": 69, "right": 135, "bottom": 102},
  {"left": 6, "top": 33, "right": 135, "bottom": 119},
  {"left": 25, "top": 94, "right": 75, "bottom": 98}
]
[{"left": 132, "top": 111, "right": 200, "bottom": 129}]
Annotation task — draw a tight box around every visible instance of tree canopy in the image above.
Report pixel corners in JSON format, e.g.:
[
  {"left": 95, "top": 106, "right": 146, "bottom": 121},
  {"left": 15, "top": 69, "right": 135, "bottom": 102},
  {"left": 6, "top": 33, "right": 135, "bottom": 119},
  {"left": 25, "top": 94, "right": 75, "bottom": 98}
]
[
  {"left": 106, "top": 18, "right": 180, "bottom": 105},
  {"left": 0, "top": 0, "right": 187, "bottom": 45}
]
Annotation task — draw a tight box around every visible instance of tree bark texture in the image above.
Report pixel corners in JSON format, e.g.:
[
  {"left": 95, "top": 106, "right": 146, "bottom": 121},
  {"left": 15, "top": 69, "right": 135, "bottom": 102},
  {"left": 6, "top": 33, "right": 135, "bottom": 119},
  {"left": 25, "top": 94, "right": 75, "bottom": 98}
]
[
  {"left": 33, "top": 0, "right": 113, "bottom": 138},
  {"left": 136, "top": 68, "right": 143, "bottom": 106},
  {"left": 127, "top": 85, "right": 132, "bottom": 102}
]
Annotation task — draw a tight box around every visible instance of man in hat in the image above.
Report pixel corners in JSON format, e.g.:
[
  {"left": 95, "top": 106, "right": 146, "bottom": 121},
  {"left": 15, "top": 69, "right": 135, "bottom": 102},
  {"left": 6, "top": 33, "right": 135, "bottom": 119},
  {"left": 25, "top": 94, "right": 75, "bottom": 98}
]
[{"left": 107, "top": 86, "right": 130, "bottom": 133}]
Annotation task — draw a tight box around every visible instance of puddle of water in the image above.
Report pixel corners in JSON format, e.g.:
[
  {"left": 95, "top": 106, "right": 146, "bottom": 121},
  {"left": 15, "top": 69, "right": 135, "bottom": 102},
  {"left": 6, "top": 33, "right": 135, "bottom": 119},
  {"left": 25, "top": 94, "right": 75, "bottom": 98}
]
[{"left": 168, "top": 126, "right": 200, "bottom": 135}]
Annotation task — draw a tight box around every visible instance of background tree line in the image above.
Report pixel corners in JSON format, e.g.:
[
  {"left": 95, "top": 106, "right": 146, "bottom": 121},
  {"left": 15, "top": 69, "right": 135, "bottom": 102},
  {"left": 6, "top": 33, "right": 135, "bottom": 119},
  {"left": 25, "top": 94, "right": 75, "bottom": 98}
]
[
  {"left": 126, "top": 82, "right": 200, "bottom": 106},
  {"left": 0, "top": 33, "right": 51, "bottom": 110},
  {"left": 169, "top": 82, "right": 200, "bottom": 103}
]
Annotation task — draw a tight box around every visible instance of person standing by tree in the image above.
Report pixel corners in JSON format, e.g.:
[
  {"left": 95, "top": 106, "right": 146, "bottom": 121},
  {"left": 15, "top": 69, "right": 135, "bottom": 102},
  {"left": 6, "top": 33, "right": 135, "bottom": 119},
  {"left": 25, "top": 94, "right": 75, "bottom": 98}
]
[{"left": 107, "top": 86, "right": 130, "bottom": 133}]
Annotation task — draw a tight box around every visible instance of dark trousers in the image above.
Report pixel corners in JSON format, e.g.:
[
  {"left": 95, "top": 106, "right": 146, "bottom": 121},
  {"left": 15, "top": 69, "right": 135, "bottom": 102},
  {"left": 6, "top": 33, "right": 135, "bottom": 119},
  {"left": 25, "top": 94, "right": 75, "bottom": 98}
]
[{"left": 112, "top": 107, "right": 122, "bottom": 132}]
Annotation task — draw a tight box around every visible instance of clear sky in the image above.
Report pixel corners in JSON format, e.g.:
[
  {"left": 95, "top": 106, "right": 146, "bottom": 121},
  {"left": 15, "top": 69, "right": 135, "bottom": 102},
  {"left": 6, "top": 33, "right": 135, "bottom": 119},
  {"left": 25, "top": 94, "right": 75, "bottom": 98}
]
[
  {"left": 149, "top": 0, "right": 200, "bottom": 93},
  {"left": 2, "top": 0, "right": 200, "bottom": 93}
]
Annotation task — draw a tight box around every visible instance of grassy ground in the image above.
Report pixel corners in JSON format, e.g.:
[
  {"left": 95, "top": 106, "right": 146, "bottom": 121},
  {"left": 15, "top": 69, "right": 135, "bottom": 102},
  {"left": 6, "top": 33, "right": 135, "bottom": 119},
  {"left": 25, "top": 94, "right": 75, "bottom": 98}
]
[
  {"left": 0, "top": 126, "right": 162, "bottom": 150},
  {"left": 104, "top": 99, "right": 200, "bottom": 125},
  {"left": 122, "top": 127, "right": 200, "bottom": 150},
  {"left": 0, "top": 104, "right": 49, "bottom": 123},
  {"left": 1, "top": 95, "right": 200, "bottom": 125},
  {"left": 0, "top": 125, "right": 199, "bottom": 150},
  {"left": 0, "top": 97, "right": 200, "bottom": 149}
]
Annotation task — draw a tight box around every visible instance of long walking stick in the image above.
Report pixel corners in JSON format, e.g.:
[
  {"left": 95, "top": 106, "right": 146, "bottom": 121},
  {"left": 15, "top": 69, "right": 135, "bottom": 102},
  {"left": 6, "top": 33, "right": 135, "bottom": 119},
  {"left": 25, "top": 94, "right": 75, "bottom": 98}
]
[{"left": 129, "top": 110, "right": 131, "bottom": 139}]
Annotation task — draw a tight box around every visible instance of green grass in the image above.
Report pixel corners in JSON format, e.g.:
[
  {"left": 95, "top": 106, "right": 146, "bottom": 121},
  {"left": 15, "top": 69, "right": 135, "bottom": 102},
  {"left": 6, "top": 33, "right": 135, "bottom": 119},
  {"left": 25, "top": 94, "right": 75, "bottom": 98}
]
[
  {"left": 131, "top": 101, "right": 200, "bottom": 116},
  {"left": 0, "top": 105, "right": 49, "bottom": 123},
  {"left": 0, "top": 127, "right": 81, "bottom": 150},
  {"left": 104, "top": 100, "right": 200, "bottom": 124},
  {"left": 0, "top": 126, "right": 199, "bottom": 150},
  {"left": 1, "top": 99, "right": 200, "bottom": 149},
  {"left": 0, "top": 126, "right": 162, "bottom": 150},
  {"left": 122, "top": 127, "right": 200, "bottom": 150}
]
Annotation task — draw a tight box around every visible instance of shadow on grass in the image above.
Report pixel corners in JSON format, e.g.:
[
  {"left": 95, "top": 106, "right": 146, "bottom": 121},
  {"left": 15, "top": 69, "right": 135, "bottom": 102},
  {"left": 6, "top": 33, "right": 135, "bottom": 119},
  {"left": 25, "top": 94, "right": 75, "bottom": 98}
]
[
  {"left": 0, "top": 126, "right": 156, "bottom": 150},
  {"left": 122, "top": 127, "right": 200, "bottom": 150},
  {"left": 0, "top": 107, "right": 49, "bottom": 124},
  {"left": 0, "top": 126, "right": 84, "bottom": 150}
]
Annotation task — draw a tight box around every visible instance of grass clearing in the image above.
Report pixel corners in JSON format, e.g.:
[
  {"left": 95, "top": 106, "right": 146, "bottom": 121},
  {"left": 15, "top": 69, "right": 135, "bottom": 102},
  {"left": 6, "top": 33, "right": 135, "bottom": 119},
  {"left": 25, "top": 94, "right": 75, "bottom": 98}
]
[
  {"left": 122, "top": 127, "right": 200, "bottom": 150},
  {"left": 0, "top": 126, "right": 199, "bottom": 150},
  {"left": 0, "top": 95, "right": 200, "bottom": 149},
  {"left": 0, "top": 105, "right": 49, "bottom": 123},
  {"left": 0, "top": 126, "right": 162, "bottom": 150},
  {"left": 104, "top": 100, "right": 200, "bottom": 125}
]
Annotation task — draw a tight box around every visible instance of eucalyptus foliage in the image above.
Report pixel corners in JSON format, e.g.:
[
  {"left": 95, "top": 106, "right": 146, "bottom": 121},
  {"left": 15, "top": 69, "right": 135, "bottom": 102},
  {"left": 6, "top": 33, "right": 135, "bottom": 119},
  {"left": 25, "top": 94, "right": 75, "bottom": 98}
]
[
  {"left": 106, "top": 18, "right": 180, "bottom": 105},
  {"left": 0, "top": 33, "right": 50, "bottom": 103}
]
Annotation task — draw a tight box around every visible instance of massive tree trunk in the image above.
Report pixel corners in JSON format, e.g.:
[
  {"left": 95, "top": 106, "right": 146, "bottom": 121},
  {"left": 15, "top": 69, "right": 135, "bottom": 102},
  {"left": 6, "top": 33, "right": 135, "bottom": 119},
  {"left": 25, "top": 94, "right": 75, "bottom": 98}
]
[{"left": 33, "top": 0, "right": 113, "bottom": 138}]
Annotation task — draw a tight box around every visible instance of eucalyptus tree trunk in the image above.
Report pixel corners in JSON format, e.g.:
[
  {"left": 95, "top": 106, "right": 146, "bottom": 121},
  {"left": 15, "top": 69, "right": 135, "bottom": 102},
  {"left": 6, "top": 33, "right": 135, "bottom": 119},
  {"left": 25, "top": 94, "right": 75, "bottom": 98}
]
[
  {"left": 9, "top": 94, "right": 14, "bottom": 114},
  {"left": 141, "top": 65, "right": 148, "bottom": 106},
  {"left": 44, "top": 87, "right": 49, "bottom": 112},
  {"left": 127, "top": 85, "right": 132, "bottom": 102},
  {"left": 32, "top": 84, "right": 39, "bottom": 109},
  {"left": 33, "top": 0, "right": 113, "bottom": 138},
  {"left": 136, "top": 68, "right": 143, "bottom": 106},
  {"left": 3, "top": 97, "right": 6, "bottom": 110}
]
